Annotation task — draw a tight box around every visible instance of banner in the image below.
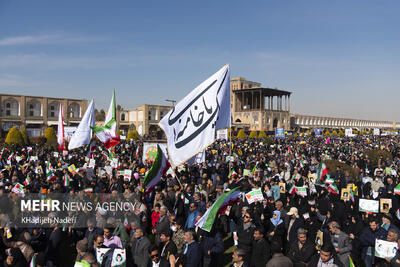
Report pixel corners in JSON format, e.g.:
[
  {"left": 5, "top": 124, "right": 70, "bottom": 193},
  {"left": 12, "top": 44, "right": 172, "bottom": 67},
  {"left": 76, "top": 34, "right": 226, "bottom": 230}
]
[
  {"left": 142, "top": 142, "right": 167, "bottom": 162},
  {"left": 314, "top": 128, "right": 323, "bottom": 136},
  {"left": 216, "top": 129, "right": 228, "bottom": 140},
  {"left": 245, "top": 188, "right": 264, "bottom": 204},
  {"left": 111, "top": 249, "right": 126, "bottom": 267},
  {"left": 275, "top": 128, "right": 285, "bottom": 139},
  {"left": 159, "top": 64, "right": 231, "bottom": 166},
  {"left": 374, "top": 128, "right": 380, "bottom": 136},
  {"left": 359, "top": 199, "right": 379, "bottom": 213},
  {"left": 341, "top": 188, "right": 350, "bottom": 201},
  {"left": 375, "top": 239, "right": 398, "bottom": 259}
]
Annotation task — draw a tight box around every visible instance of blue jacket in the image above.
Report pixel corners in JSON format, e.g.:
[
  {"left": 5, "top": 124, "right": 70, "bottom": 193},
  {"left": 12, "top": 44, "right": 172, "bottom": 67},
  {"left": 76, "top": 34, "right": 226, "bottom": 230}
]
[{"left": 185, "top": 210, "right": 199, "bottom": 229}]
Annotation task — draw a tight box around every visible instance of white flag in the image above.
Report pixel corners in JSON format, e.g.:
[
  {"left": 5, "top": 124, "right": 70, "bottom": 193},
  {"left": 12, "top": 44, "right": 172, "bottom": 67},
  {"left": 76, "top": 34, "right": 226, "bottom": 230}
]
[
  {"left": 68, "top": 99, "right": 95, "bottom": 150},
  {"left": 57, "top": 102, "right": 65, "bottom": 152},
  {"left": 159, "top": 64, "right": 230, "bottom": 166}
]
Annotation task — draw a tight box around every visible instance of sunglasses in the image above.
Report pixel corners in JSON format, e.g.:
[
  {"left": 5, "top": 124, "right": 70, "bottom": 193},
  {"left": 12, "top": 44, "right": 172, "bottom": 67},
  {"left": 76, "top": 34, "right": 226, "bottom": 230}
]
[{"left": 150, "top": 254, "right": 159, "bottom": 259}]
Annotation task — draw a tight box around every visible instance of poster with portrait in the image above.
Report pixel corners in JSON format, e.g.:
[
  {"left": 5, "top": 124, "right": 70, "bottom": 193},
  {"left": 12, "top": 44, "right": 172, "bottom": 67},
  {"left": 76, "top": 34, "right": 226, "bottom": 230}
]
[
  {"left": 375, "top": 239, "right": 398, "bottom": 259},
  {"left": 380, "top": 198, "right": 392, "bottom": 213},
  {"left": 341, "top": 188, "right": 350, "bottom": 201},
  {"left": 359, "top": 199, "right": 379, "bottom": 213},
  {"left": 111, "top": 249, "right": 126, "bottom": 267},
  {"left": 279, "top": 182, "right": 286, "bottom": 193},
  {"left": 315, "top": 230, "right": 323, "bottom": 251},
  {"left": 96, "top": 248, "right": 110, "bottom": 264}
]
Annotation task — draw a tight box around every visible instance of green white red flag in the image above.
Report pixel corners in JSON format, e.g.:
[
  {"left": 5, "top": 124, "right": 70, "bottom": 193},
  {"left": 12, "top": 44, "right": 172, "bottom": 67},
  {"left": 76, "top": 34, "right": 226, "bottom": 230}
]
[
  {"left": 142, "top": 145, "right": 170, "bottom": 194},
  {"left": 91, "top": 89, "right": 120, "bottom": 149},
  {"left": 317, "top": 161, "right": 328, "bottom": 182},
  {"left": 196, "top": 187, "right": 242, "bottom": 232},
  {"left": 46, "top": 162, "right": 56, "bottom": 182},
  {"left": 394, "top": 183, "right": 400, "bottom": 195},
  {"left": 327, "top": 182, "right": 339, "bottom": 195}
]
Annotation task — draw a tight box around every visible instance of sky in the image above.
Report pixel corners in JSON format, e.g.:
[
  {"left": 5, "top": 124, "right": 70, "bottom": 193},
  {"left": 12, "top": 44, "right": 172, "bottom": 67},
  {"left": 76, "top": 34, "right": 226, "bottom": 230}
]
[{"left": 0, "top": 0, "right": 399, "bottom": 121}]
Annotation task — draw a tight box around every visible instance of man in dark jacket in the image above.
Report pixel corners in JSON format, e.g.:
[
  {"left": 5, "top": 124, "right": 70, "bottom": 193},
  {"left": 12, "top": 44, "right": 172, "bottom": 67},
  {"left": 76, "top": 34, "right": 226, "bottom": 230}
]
[
  {"left": 307, "top": 243, "right": 344, "bottom": 267},
  {"left": 360, "top": 218, "right": 388, "bottom": 267},
  {"left": 234, "top": 210, "right": 255, "bottom": 262},
  {"left": 287, "top": 228, "right": 315, "bottom": 267},
  {"left": 183, "top": 230, "right": 201, "bottom": 267},
  {"left": 250, "top": 228, "right": 270, "bottom": 267},
  {"left": 266, "top": 240, "right": 293, "bottom": 267},
  {"left": 131, "top": 228, "right": 151, "bottom": 267},
  {"left": 199, "top": 230, "right": 224, "bottom": 267}
]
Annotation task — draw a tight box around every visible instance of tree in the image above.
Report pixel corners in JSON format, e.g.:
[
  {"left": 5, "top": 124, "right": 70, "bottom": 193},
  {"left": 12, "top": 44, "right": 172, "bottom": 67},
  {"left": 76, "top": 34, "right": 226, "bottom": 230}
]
[
  {"left": 117, "top": 129, "right": 121, "bottom": 137},
  {"left": 323, "top": 129, "right": 330, "bottom": 136},
  {"left": 5, "top": 126, "right": 25, "bottom": 145},
  {"left": 127, "top": 130, "right": 140, "bottom": 140},
  {"left": 117, "top": 105, "right": 122, "bottom": 111},
  {"left": 338, "top": 129, "right": 344, "bottom": 136},
  {"left": 236, "top": 129, "right": 247, "bottom": 139},
  {"left": 45, "top": 127, "right": 57, "bottom": 143},
  {"left": 258, "top": 131, "right": 267, "bottom": 138},
  {"left": 249, "top": 131, "right": 258, "bottom": 138},
  {"left": 20, "top": 128, "right": 30, "bottom": 145},
  {"left": 332, "top": 130, "right": 338, "bottom": 136}
]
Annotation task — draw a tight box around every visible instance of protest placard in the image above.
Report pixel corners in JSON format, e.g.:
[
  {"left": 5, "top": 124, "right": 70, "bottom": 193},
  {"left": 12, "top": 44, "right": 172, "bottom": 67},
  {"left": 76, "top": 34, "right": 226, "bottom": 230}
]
[
  {"left": 380, "top": 198, "right": 392, "bottom": 213},
  {"left": 341, "top": 188, "right": 350, "bottom": 201},
  {"left": 243, "top": 169, "right": 251, "bottom": 177},
  {"left": 359, "top": 199, "right": 379, "bottom": 213},
  {"left": 279, "top": 182, "right": 286, "bottom": 193},
  {"left": 375, "top": 239, "right": 398, "bottom": 259},
  {"left": 245, "top": 188, "right": 264, "bottom": 204}
]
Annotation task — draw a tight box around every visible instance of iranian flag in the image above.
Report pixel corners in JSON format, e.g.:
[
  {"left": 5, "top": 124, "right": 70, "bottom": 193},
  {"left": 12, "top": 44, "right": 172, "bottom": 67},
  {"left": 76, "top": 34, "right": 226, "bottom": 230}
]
[
  {"left": 394, "top": 183, "right": 400, "bottom": 195},
  {"left": 63, "top": 174, "right": 70, "bottom": 187},
  {"left": 135, "top": 145, "right": 141, "bottom": 158},
  {"left": 30, "top": 254, "right": 36, "bottom": 267},
  {"left": 196, "top": 187, "right": 242, "bottom": 232},
  {"left": 84, "top": 188, "right": 93, "bottom": 193},
  {"left": 228, "top": 170, "right": 237, "bottom": 180},
  {"left": 252, "top": 164, "right": 260, "bottom": 176},
  {"left": 46, "top": 162, "right": 56, "bottom": 182},
  {"left": 324, "top": 175, "right": 334, "bottom": 185},
  {"left": 142, "top": 145, "right": 170, "bottom": 194},
  {"left": 327, "top": 182, "right": 339, "bottom": 195},
  {"left": 24, "top": 176, "right": 31, "bottom": 186},
  {"left": 289, "top": 185, "right": 297, "bottom": 195},
  {"left": 57, "top": 102, "right": 65, "bottom": 152},
  {"left": 299, "top": 160, "right": 305, "bottom": 169},
  {"left": 91, "top": 89, "right": 120, "bottom": 149},
  {"left": 396, "top": 209, "right": 400, "bottom": 220},
  {"left": 317, "top": 161, "right": 328, "bottom": 182}
]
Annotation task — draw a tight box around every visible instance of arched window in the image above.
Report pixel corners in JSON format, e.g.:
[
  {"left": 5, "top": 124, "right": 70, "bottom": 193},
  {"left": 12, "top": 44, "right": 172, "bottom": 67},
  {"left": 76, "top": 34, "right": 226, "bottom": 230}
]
[
  {"left": 121, "top": 113, "right": 126, "bottom": 121},
  {"left": 26, "top": 100, "right": 42, "bottom": 117},
  {"left": 3, "top": 98, "right": 19, "bottom": 117},
  {"left": 68, "top": 103, "right": 81, "bottom": 118},
  {"left": 48, "top": 101, "right": 60, "bottom": 118}
]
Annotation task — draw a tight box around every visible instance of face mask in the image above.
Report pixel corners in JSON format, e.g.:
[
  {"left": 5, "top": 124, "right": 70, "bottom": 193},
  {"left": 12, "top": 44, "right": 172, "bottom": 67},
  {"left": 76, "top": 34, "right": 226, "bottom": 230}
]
[{"left": 171, "top": 225, "right": 177, "bottom": 232}]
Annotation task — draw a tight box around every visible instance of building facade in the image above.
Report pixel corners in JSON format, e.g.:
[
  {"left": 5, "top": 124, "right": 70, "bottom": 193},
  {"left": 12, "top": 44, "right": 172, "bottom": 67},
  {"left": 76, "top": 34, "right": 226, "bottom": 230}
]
[
  {"left": 117, "top": 104, "right": 172, "bottom": 138},
  {"left": 0, "top": 93, "right": 88, "bottom": 137},
  {"left": 230, "top": 77, "right": 292, "bottom": 131}
]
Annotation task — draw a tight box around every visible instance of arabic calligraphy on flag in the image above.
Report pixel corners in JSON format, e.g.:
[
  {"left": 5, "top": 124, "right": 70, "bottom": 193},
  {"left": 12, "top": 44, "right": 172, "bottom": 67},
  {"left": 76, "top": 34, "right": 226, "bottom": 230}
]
[{"left": 159, "top": 64, "right": 231, "bottom": 166}]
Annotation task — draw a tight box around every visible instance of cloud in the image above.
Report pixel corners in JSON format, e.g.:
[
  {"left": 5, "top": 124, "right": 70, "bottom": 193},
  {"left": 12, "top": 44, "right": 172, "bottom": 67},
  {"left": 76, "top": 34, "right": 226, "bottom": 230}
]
[{"left": 0, "top": 34, "right": 107, "bottom": 46}]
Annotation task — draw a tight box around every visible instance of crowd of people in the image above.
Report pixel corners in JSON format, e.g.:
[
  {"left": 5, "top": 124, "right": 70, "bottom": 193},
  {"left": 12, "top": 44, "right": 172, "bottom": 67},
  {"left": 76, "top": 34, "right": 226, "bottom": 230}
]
[{"left": 0, "top": 134, "right": 400, "bottom": 267}]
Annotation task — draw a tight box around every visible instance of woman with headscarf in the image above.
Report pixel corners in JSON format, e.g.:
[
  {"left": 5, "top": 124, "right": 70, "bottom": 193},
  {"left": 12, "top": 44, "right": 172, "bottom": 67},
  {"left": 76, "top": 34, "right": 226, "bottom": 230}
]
[{"left": 267, "top": 210, "right": 285, "bottom": 247}]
